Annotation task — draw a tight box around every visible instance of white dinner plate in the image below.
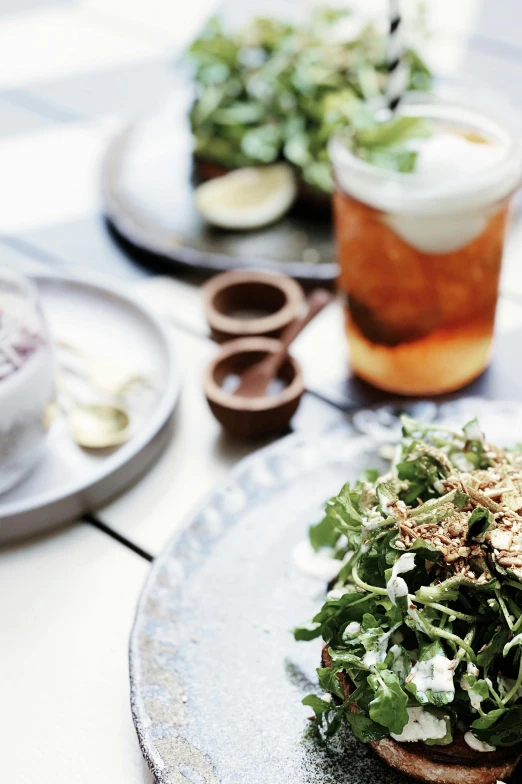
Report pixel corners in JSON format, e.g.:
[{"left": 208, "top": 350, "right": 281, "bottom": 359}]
[{"left": 0, "top": 271, "right": 181, "bottom": 542}]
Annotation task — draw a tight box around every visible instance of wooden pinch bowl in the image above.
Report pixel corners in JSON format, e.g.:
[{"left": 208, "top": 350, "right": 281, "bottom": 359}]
[
  {"left": 202, "top": 270, "right": 304, "bottom": 343},
  {"left": 204, "top": 337, "right": 304, "bottom": 439}
]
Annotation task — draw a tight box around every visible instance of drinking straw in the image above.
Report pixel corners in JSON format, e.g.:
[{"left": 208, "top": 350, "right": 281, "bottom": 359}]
[{"left": 386, "top": 0, "right": 407, "bottom": 111}]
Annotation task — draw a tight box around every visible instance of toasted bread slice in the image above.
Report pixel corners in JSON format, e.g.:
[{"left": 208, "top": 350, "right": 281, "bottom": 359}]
[
  {"left": 321, "top": 645, "right": 522, "bottom": 784},
  {"left": 193, "top": 156, "right": 331, "bottom": 212}
]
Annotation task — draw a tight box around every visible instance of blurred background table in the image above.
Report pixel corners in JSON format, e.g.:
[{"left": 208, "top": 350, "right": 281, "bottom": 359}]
[{"left": 3, "top": 1, "right": 522, "bottom": 782}]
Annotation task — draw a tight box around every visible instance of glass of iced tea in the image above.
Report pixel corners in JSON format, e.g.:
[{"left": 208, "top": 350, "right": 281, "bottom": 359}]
[{"left": 330, "top": 97, "right": 522, "bottom": 395}]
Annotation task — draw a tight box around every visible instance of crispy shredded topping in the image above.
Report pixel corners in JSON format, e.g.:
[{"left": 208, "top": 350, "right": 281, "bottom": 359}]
[
  {"left": 396, "top": 441, "right": 522, "bottom": 581},
  {"left": 296, "top": 416, "right": 522, "bottom": 747}
]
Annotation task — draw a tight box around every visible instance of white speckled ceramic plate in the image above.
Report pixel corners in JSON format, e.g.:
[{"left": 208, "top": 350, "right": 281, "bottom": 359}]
[{"left": 130, "top": 398, "right": 522, "bottom": 784}]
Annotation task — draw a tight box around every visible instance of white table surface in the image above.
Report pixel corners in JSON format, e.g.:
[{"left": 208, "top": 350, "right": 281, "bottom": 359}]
[{"left": 3, "top": 1, "right": 522, "bottom": 782}]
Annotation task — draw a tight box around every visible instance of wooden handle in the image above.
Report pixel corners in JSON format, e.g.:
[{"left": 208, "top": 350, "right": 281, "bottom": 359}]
[
  {"left": 263, "top": 288, "right": 331, "bottom": 366},
  {"left": 234, "top": 288, "right": 332, "bottom": 398}
]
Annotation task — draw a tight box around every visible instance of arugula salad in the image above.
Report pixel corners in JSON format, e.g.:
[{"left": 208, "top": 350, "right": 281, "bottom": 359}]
[
  {"left": 188, "top": 8, "right": 432, "bottom": 194},
  {"left": 295, "top": 417, "right": 522, "bottom": 750}
]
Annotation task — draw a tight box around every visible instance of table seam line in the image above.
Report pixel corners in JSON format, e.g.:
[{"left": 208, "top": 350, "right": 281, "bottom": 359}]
[
  {"left": 1, "top": 89, "right": 87, "bottom": 125},
  {"left": 83, "top": 512, "right": 154, "bottom": 561}
]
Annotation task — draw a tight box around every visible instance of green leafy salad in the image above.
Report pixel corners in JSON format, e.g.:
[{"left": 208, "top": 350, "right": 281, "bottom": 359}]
[
  {"left": 188, "top": 7, "right": 432, "bottom": 194},
  {"left": 295, "top": 417, "right": 522, "bottom": 750}
]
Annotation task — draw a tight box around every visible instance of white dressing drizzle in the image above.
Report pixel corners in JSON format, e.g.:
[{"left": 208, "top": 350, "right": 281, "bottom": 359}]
[
  {"left": 390, "top": 707, "right": 447, "bottom": 743},
  {"left": 464, "top": 732, "right": 496, "bottom": 752},
  {"left": 387, "top": 553, "right": 416, "bottom": 605},
  {"left": 292, "top": 540, "right": 352, "bottom": 582},
  {"left": 410, "top": 655, "right": 455, "bottom": 695}
]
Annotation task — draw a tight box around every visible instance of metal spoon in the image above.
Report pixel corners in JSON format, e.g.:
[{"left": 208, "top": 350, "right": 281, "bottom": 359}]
[
  {"left": 53, "top": 376, "right": 132, "bottom": 449},
  {"left": 67, "top": 403, "right": 131, "bottom": 449}
]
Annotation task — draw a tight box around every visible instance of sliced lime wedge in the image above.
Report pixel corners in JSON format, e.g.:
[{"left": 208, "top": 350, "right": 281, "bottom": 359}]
[{"left": 195, "top": 164, "right": 297, "bottom": 230}]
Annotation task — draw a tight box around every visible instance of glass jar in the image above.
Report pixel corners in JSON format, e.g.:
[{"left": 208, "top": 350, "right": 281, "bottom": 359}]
[
  {"left": 330, "top": 96, "right": 522, "bottom": 395},
  {"left": 0, "top": 268, "right": 55, "bottom": 494}
]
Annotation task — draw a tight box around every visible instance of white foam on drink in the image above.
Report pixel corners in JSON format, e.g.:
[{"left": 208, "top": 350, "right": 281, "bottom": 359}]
[
  {"left": 383, "top": 133, "right": 507, "bottom": 252},
  {"left": 412, "top": 131, "right": 504, "bottom": 180},
  {"left": 331, "top": 101, "right": 522, "bottom": 253}
]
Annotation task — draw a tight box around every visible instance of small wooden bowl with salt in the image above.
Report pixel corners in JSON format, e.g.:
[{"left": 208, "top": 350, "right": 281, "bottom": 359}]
[{"left": 204, "top": 288, "right": 332, "bottom": 439}]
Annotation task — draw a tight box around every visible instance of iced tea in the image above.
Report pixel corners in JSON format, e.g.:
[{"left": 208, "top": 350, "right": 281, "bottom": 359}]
[{"left": 330, "top": 100, "right": 522, "bottom": 395}]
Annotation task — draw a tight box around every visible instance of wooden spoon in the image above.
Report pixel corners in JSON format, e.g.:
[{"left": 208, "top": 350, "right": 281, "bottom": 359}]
[{"left": 233, "top": 288, "right": 332, "bottom": 399}]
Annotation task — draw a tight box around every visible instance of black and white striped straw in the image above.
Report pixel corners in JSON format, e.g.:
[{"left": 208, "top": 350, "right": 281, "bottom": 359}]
[{"left": 386, "top": 0, "right": 407, "bottom": 112}]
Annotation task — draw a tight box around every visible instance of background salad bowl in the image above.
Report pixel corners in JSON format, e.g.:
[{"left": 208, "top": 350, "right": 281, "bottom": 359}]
[{"left": 102, "top": 6, "right": 432, "bottom": 282}]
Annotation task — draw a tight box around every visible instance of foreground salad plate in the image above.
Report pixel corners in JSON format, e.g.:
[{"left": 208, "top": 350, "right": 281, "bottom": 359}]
[{"left": 130, "top": 398, "right": 522, "bottom": 784}]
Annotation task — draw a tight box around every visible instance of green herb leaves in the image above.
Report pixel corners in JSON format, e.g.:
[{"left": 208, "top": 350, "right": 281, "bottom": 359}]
[
  {"left": 461, "top": 674, "right": 490, "bottom": 712},
  {"left": 302, "top": 693, "right": 335, "bottom": 719},
  {"left": 368, "top": 671, "right": 409, "bottom": 733},
  {"left": 350, "top": 116, "right": 433, "bottom": 173},
  {"left": 346, "top": 712, "right": 390, "bottom": 742},
  {"left": 309, "top": 514, "right": 340, "bottom": 552},
  {"left": 405, "top": 539, "right": 442, "bottom": 565},
  {"left": 476, "top": 626, "right": 510, "bottom": 668},
  {"left": 473, "top": 706, "right": 522, "bottom": 747},
  {"left": 189, "top": 12, "right": 432, "bottom": 192},
  {"left": 293, "top": 591, "right": 374, "bottom": 644},
  {"left": 376, "top": 483, "right": 398, "bottom": 517},
  {"left": 405, "top": 642, "right": 455, "bottom": 708},
  {"left": 296, "top": 416, "right": 522, "bottom": 745},
  {"left": 308, "top": 481, "right": 364, "bottom": 555},
  {"left": 468, "top": 507, "right": 494, "bottom": 541},
  {"left": 397, "top": 447, "right": 450, "bottom": 505},
  {"left": 316, "top": 667, "right": 345, "bottom": 699},
  {"left": 354, "top": 116, "right": 430, "bottom": 149},
  {"left": 302, "top": 694, "right": 344, "bottom": 737}
]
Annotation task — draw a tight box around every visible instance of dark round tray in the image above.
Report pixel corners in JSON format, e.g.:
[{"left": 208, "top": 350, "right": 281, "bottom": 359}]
[{"left": 101, "top": 76, "right": 337, "bottom": 283}]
